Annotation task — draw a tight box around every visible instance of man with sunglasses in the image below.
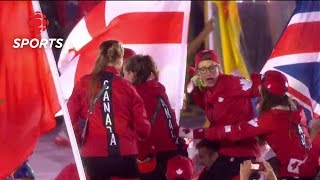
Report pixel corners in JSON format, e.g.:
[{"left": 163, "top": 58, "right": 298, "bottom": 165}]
[{"left": 180, "top": 49, "right": 261, "bottom": 180}]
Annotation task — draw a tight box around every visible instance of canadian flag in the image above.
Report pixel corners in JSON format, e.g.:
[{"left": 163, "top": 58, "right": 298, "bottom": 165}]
[{"left": 58, "top": 1, "right": 191, "bottom": 113}]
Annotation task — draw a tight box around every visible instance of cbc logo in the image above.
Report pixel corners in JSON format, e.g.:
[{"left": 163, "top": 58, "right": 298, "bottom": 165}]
[
  {"left": 29, "top": 11, "right": 49, "bottom": 33},
  {"left": 13, "top": 12, "right": 63, "bottom": 49}
]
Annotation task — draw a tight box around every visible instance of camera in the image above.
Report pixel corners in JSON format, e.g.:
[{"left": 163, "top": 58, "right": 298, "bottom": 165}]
[{"left": 251, "top": 162, "right": 265, "bottom": 171}]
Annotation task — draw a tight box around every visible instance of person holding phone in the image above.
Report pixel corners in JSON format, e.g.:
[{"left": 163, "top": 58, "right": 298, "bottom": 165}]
[
  {"left": 181, "top": 49, "right": 261, "bottom": 180},
  {"left": 182, "top": 70, "right": 320, "bottom": 179}
]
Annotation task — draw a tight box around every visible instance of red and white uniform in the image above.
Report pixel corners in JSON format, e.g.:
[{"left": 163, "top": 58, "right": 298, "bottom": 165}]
[
  {"left": 192, "top": 74, "right": 261, "bottom": 158},
  {"left": 204, "top": 105, "right": 319, "bottom": 177},
  {"left": 134, "top": 80, "right": 187, "bottom": 158},
  {"left": 68, "top": 67, "right": 151, "bottom": 157}
]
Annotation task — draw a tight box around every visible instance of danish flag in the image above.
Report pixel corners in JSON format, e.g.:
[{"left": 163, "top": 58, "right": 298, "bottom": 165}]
[
  {"left": 261, "top": 0, "right": 320, "bottom": 121},
  {"left": 58, "top": 1, "right": 191, "bottom": 110}
]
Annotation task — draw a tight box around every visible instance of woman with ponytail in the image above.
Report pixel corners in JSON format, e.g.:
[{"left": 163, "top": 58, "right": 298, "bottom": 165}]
[
  {"left": 67, "top": 40, "right": 151, "bottom": 180},
  {"left": 182, "top": 70, "right": 320, "bottom": 179},
  {"left": 123, "top": 55, "right": 189, "bottom": 180}
]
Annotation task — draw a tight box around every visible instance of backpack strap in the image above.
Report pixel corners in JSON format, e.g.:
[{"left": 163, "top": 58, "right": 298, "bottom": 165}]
[
  {"left": 150, "top": 97, "right": 162, "bottom": 125},
  {"left": 80, "top": 82, "right": 109, "bottom": 146},
  {"left": 89, "top": 83, "right": 108, "bottom": 114}
]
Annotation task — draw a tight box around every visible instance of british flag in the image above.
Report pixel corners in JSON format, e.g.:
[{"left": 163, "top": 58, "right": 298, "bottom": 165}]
[{"left": 261, "top": 0, "right": 320, "bottom": 121}]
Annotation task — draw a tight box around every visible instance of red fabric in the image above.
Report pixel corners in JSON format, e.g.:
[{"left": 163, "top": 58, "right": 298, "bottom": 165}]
[
  {"left": 134, "top": 80, "right": 187, "bottom": 158},
  {"left": 188, "top": 67, "right": 196, "bottom": 76},
  {"left": 230, "top": 175, "right": 240, "bottom": 180},
  {"left": 71, "top": 1, "right": 185, "bottom": 85},
  {"left": 75, "top": 9, "right": 184, "bottom": 84},
  {"left": 262, "top": 70, "right": 288, "bottom": 96},
  {"left": 123, "top": 48, "right": 136, "bottom": 61},
  {"left": 191, "top": 74, "right": 260, "bottom": 158},
  {"left": 137, "top": 156, "right": 157, "bottom": 174},
  {"left": 206, "top": 106, "right": 318, "bottom": 177},
  {"left": 269, "top": 21, "right": 320, "bottom": 59},
  {"left": 191, "top": 87, "right": 206, "bottom": 110},
  {"left": 193, "top": 128, "right": 205, "bottom": 139},
  {"left": 194, "top": 49, "right": 219, "bottom": 67},
  {"left": 67, "top": 67, "right": 151, "bottom": 157},
  {"left": 299, "top": 132, "right": 320, "bottom": 176},
  {"left": 0, "top": 2, "right": 60, "bottom": 178},
  {"left": 166, "top": 155, "right": 193, "bottom": 180},
  {"left": 250, "top": 73, "right": 262, "bottom": 97}
]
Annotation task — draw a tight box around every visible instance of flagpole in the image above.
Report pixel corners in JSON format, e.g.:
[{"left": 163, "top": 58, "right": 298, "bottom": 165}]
[
  {"left": 31, "top": 1, "right": 86, "bottom": 180},
  {"left": 206, "top": 1, "right": 215, "bottom": 50}
]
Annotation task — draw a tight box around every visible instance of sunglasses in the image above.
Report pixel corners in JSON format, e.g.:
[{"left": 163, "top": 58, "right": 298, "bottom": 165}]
[{"left": 197, "top": 64, "right": 219, "bottom": 74}]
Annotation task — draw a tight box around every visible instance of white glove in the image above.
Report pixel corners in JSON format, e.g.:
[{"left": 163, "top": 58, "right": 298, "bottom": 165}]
[{"left": 179, "top": 127, "right": 194, "bottom": 139}]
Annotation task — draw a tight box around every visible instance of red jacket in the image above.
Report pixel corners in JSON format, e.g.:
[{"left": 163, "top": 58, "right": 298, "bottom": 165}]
[
  {"left": 134, "top": 80, "right": 186, "bottom": 158},
  {"left": 204, "top": 106, "right": 318, "bottom": 177},
  {"left": 192, "top": 74, "right": 261, "bottom": 158},
  {"left": 68, "top": 67, "right": 151, "bottom": 157}
]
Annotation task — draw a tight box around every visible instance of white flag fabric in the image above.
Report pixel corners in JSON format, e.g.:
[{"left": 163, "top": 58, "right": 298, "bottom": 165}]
[{"left": 58, "top": 1, "right": 191, "bottom": 111}]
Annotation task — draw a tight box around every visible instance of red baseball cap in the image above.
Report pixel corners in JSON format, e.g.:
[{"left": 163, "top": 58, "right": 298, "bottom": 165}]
[
  {"left": 166, "top": 156, "right": 193, "bottom": 180},
  {"left": 262, "top": 70, "right": 289, "bottom": 96},
  {"left": 124, "top": 48, "right": 136, "bottom": 60},
  {"left": 137, "top": 156, "right": 157, "bottom": 174},
  {"left": 194, "top": 49, "right": 219, "bottom": 67}
]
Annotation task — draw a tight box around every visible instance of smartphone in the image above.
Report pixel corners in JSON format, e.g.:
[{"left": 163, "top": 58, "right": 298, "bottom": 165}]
[{"left": 251, "top": 162, "right": 265, "bottom": 171}]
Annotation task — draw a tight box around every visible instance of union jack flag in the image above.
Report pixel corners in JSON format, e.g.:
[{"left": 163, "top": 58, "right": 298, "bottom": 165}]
[{"left": 261, "top": 0, "right": 320, "bottom": 121}]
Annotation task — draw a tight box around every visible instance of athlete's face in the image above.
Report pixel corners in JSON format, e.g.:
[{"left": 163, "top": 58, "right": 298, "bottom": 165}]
[
  {"left": 197, "top": 60, "right": 220, "bottom": 87},
  {"left": 198, "top": 147, "right": 218, "bottom": 168},
  {"left": 123, "top": 68, "right": 135, "bottom": 83}
]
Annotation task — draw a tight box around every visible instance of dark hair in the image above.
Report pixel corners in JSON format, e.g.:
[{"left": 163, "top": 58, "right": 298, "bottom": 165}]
[
  {"left": 196, "top": 139, "right": 220, "bottom": 152},
  {"left": 88, "top": 40, "right": 124, "bottom": 105},
  {"left": 200, "top": 53, "right": 213, "bottom": 61},
  {"left": 259, "top": 85, "right": 298, "bottom": 139},
  {"left": 124, "top": 54, "right": 159, "bottom": 85},
  {"left": 197, "top": 53, "right": 222, "bottom": 73},
  {"left": 258, "top": 86, "right": 292, "bottom": 114}
]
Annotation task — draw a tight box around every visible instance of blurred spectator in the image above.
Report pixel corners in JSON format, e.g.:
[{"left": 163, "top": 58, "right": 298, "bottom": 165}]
[{"left": 196, "top": 139, "right": 220, "bottom": 180}]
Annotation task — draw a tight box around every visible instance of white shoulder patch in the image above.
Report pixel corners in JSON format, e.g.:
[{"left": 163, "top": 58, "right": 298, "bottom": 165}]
[
  {"left": 287, "top": 157, "right": 307, "bottom": 174},
  {"left": 240, "top": 79, "right": 252, "bottom": 91},
  {"left": 176, "top": 168, "right": 183, "bottom": 175},
  {"left": 224, "top": 125, "right": 231, "bottom": 132},
  {"left": 248, "top": 118, "right": 258, "bottom": 127}
]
